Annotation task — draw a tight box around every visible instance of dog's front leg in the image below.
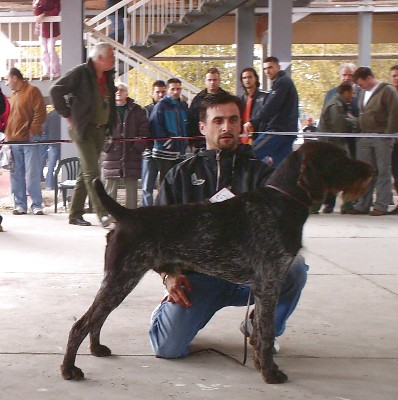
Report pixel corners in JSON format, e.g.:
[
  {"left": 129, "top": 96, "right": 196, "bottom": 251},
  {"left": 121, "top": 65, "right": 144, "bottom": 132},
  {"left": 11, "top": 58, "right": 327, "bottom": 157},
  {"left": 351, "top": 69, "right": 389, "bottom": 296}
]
[{"left": 252, "top": 291, "right": 288, "bottom": 384}]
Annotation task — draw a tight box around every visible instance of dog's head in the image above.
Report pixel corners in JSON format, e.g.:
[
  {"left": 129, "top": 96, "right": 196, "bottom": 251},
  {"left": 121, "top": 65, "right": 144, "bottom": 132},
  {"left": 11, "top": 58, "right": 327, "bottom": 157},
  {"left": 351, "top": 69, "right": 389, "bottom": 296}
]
[{"left": 296, "top": 141, "right": 374, "bottom": 202}]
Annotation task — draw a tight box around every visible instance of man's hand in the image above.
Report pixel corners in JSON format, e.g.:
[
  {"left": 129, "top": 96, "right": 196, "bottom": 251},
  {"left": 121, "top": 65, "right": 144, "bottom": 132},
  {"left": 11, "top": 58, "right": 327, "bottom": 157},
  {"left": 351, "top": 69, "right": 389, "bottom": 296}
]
[
  {"left": 243, "top": 122, "right": 254, "bottom": 137},
  {"left": 164, "top": 274, "right": 192, "bottom": 308},
  {"left": 36, "top": 13, "right": 45, "bottom": 23}
]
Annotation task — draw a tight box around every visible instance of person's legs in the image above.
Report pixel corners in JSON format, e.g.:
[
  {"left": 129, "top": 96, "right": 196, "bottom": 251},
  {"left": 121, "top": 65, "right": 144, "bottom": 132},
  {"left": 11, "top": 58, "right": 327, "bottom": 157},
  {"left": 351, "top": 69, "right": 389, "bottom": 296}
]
[
  {"left": 149, "top": 273, "right": 251, "bottom": 359},
  {"left": 253, "top": 134, "right": 295, "bottom": 168},
  {"left": 108, "top": 13, "right": 124, "bottom": 44},
  {"left": 69, "top": 128, "right": 107, "bottom": 220},
  {"left": 45, "top": 144, "right": 61, "bottom": 190},
  {"left": 391, "top": 142, "right": 398, "bottom": 194},
  {"left": 40, "top": 36, "right": 50, "bottom": 76},
  {"left": 24, "top": 140, "right": 43, "bottom": 210},
  {"left": 124, "top": 177, "right": 138, "bottom": 209},
  {"left": 104, "top": 178, "right": 119, "bottom": 201},
  {"left": 10, "top": 145, "right": 27, "bottom": 211},
  {"left": 274, "top": 255, "right": 308, "bottom": 336},
  {"left": 141, "top": 157, "right": 158, "bottom": 207},
  {"left": 353, "top": 139, "right": 375, "bottom": 212},
  {"left": 47, "top": 36, "right": 60, "bottom": 76},
  {"left": 373, "top": 138, "right": 393, "bottom": 212},
  {"left": 149, "top": 256, "right": 309, "bottom": 358}
]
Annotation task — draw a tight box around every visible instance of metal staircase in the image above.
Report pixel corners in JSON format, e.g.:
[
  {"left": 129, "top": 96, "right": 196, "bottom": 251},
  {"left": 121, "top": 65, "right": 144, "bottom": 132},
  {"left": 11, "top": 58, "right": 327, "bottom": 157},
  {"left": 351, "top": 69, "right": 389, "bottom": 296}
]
[{"left": 86, "top": 0, "right": 250, "bottom": 59}]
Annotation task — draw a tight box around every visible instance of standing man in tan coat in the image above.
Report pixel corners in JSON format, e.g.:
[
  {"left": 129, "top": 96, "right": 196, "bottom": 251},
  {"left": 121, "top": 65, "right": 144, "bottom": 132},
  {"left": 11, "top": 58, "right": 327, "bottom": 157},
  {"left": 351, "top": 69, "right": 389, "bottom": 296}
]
[{"left": 5, "top": 67, "right": 47, "bottom": 215}]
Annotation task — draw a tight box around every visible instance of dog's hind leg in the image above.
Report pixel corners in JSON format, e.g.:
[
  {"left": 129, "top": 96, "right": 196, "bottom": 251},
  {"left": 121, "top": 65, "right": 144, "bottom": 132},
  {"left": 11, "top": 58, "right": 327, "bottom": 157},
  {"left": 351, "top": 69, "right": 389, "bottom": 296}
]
[{"left": 61, "top": 270, "right": 145, "bottom": 381}]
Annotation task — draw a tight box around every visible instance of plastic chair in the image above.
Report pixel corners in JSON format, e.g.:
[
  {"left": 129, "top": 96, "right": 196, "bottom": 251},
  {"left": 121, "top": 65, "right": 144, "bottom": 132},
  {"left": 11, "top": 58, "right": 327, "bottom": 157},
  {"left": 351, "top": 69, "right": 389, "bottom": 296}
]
[{"left": 53, "top": 157, "right": 80, "bottom": 213}]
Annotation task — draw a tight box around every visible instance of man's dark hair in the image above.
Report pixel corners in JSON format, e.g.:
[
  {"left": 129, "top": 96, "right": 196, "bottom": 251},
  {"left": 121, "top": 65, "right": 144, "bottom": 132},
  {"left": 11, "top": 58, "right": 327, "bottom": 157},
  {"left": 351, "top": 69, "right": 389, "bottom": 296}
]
[
  {"left": 337, "top": 82, "right": 353, "bottom": 95},
  {"left": 153, "top": 80, "right": 166, "bottom": 88},
  {"left": 199, "top": 91, "right": 242, "bottom": 123},
  {"left": 353, "top": 67, "right": 374, "bottom": 82},
  {"left": 206, "top": 67, "right": 220, "bottom": 75},
  {"left": 264, "top": 56, "right": 279, "bottom": 64},
  {"left": 240, "top": 67, "right": 260, "bottom": 89},
  {"left": 8, "top": 67, "right": 23, "bottom": 80},
  {"left": 167, "top": 77, "right": 181, "bottom": 86},
  {"left": 390, "top": 65, "right": 398, "bottom": 72}
]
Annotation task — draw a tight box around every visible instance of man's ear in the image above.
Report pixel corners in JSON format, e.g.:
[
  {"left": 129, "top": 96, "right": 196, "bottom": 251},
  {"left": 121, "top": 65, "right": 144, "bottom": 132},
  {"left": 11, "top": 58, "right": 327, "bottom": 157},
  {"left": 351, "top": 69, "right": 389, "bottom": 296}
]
[{"left": 199, "top": 121, "right": 205, "bottom": 136}]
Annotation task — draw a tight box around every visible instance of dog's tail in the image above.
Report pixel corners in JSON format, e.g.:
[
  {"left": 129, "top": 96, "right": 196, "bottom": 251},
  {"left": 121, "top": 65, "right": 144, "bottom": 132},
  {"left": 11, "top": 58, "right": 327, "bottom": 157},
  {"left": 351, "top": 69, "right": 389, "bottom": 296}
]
[{"left": 93, "top": 178, "right": 127, "bottom": 221}]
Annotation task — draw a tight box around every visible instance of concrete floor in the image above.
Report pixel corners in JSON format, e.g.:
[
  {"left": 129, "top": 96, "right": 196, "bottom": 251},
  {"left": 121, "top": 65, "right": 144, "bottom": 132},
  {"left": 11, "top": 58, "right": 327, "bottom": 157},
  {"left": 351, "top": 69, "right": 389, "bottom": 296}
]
[{"left": 0, "top": 210, "right": 397, "bottom": 399}]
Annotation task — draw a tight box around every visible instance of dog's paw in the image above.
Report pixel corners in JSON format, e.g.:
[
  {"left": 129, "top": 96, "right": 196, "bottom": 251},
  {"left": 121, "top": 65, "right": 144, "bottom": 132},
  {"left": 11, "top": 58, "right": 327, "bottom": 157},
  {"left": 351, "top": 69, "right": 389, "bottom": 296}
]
[
  {"left": 61, "top": 364, "right": 85, "bottom": 381},
  {"left": 263, "top": 368, "right": 288, "bottom": 384},
  {"left": 90, "top": 344, "right": 111, "bottom": 357}
]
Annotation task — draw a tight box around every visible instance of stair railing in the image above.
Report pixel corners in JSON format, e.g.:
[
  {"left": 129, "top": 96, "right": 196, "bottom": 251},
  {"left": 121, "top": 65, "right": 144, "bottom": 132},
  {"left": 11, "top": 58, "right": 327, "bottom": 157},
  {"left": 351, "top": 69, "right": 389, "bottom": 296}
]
[
  {"left": 0, "top": 15, "right": 61, "bottom": 80},
  {"left": 85, "top": 0, "right": 212, "bottom": 48}
]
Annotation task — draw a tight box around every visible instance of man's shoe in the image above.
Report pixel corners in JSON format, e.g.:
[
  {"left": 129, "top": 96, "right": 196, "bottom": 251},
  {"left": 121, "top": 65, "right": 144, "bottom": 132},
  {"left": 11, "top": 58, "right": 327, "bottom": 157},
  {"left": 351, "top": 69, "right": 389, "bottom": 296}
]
[
  {"left": 322, "top": 205, "right": 334, "bottom": 214},
  {"left": 13, "top": 206, "right": 27, "bottom": 215},
  {"left": 239, "top": 318, "right": 279, "bottom": 354},
  {"left": 100, "top": 215, "right": 114, "bottom": 228},
  {"left": 345, "top": 208, "right": 368, "bottom": 215},
  {"left": 32, "top": 207, "right": 44, "bottom": 215},
  {"left": 369, "top": 209, "right": 388, "bottom": 216},
  {"left": 69, "top": 218, "right": 92, "bottom": 226}
]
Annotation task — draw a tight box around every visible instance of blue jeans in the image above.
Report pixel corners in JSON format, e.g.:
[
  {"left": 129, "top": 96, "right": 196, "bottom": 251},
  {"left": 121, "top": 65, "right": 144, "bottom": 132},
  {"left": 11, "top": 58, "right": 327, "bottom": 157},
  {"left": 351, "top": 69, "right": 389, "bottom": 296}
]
[
  {"left": 253, "top": 133, "right": 296, "bottom": 168},
  {"left": 45, "top": 144, "right": 61, "bottom": 190},
  {"left": 141, "top": 157, "right": 158, "bottom": 207},
  {"left": 10, "top": 136, "right": 43, "bottom": 210},
  {"left": 149, "top": 256, "right": 308, "bottom": 358}
]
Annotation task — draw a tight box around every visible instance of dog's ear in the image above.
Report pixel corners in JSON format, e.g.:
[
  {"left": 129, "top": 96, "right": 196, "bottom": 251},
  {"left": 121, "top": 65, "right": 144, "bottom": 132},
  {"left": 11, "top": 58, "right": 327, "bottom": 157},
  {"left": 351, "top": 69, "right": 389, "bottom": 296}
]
[{"left": 297, "top": 149, "right": 325, "bottom": 202}]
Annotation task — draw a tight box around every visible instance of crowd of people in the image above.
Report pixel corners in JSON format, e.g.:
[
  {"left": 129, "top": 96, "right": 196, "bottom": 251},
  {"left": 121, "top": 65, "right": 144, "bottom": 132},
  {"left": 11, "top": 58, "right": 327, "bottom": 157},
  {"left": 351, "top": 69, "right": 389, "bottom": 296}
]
[
  {"left": 1, "top": 40, "right": 398, "bottom": 360},
  {"left": 1, "top": 45, "right": 398, "bottom": 233}
]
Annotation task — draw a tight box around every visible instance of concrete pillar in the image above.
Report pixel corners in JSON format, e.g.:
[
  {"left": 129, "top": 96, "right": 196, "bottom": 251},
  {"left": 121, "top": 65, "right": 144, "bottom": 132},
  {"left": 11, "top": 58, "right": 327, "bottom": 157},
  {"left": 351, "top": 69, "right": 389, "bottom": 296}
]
[
  {"left": 235, "top": 3, "right": 256, "bottom": 96},
  {"left": 358, "top": 1, "right": 372, "bottom": 67},
  {"left": 59, "top": 0, "right": 84, "bottom": 158},
  {"left": 268, "top": 0, "right": 293, "bottom": 78}
]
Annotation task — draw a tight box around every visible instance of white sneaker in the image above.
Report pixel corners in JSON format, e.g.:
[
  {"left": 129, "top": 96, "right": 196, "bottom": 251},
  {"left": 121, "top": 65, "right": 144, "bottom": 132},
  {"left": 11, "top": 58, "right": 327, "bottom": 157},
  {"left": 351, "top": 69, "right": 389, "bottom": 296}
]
[
  {"left": 100, "top": 215, "right": 114, "bottom": 228},
  {"left": 13, "top": 206, "right": 27, "bottom": 215},
  {"left": 32, "top": 207, "right": 44, "bottom": 215},
  {"left": 239, "top": 318, "right": 280, "bottom": 354}
]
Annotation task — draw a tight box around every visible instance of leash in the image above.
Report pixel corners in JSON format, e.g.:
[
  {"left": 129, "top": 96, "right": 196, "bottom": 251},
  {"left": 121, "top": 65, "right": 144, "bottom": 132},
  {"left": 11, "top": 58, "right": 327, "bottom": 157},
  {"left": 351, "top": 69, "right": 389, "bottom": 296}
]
[
  {"left": 189, "top": 289, "right": 252, "bottom": 367},
  {"left": 265, "top": 184, "right": 311, "bottom": 209}
]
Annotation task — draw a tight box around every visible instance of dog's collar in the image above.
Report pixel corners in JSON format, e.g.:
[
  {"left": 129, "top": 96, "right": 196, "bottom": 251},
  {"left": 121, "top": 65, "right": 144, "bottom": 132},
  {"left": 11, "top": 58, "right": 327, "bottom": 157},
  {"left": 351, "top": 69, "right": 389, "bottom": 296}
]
[{"left": 265, "top": 184, "right": 311, "bottom": 209}]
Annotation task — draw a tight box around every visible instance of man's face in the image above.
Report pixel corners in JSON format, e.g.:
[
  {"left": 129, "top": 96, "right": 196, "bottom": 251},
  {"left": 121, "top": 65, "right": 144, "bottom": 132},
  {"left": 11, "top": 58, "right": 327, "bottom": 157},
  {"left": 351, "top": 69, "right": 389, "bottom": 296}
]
[
  {"left": 199, "top": 102, "right": 241, "bottom": 151},
  {"left": 167, "top": 83, "right": 182, "bottom": 100},
  {"left": 263, "top": 61, "right": 280, "bottom": 81},
  {"left": 390, "top": 69, "right": 398, "bottom": 90},
  {"left": 342, "top": 89, "right": 353, "bottom": 102},
  {"left": 99, "top": 47, "right": 115, "bottom": 72},
  {"left": 241, "top": 70, "right": 257, "bottom": 91},
  {"left": 5, "top": 74, "right": 18, "bottom": 90},
  {"left": 355, "top": 76, "right": 375, "bottom": 91},
  {"left": 339, "top": 67, "right": 355, "bottom": 84},
  {"left": 115, "top": 85, "right": 128, "bottom": 105},
  {"left": 153, "top": 85, "right": 167, "bottom": 103},
  {"left": 205, "top": 73, "right": 220, "bottom": 93}
]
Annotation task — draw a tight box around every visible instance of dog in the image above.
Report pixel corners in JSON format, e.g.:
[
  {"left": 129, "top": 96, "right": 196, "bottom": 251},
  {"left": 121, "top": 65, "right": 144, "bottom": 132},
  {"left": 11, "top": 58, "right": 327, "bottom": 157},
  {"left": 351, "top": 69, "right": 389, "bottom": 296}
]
[{"left": 60, "top": 142, "right": 373, "bottom": 384}]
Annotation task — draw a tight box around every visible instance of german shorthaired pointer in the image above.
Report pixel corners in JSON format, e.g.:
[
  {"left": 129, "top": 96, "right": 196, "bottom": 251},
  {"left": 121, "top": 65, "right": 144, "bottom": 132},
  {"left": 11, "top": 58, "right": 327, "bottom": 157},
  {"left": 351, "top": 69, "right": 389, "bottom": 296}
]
[{"left": 61, "top": 142, "right": 373, "bottom": 384}]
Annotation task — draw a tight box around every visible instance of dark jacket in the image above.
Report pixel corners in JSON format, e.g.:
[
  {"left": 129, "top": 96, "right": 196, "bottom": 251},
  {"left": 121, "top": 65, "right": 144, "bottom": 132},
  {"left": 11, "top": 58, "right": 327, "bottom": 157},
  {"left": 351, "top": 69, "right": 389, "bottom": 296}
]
[
  {"left": 188, "top": 88, "right": 227, "bottom": 136},
  {"left": 250, "top": 70, "right": 299, "bottom": 133},
  {"left": 156, "top": 144, "right": 274, "bottom": 206},
  {"left": 240, "top": 88, "right": 269, "bottom": 134},
  {"left": 102, "top": 98, "right": 149, "bottom": 179},
  {"left": 318, "top": 93, "right": 357, "bottom": 148},
  {"left": 50, "top": 58, "right": 117, "bottom": 141},
  {"left": 323, "top": 85, "right": 360, "bottom": 117},
  {"left": 33, "top": 0, "right": 61, "bottom": 38},
  {"left": 149, "top": 96, "right": 188, "bottom": 160}
]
